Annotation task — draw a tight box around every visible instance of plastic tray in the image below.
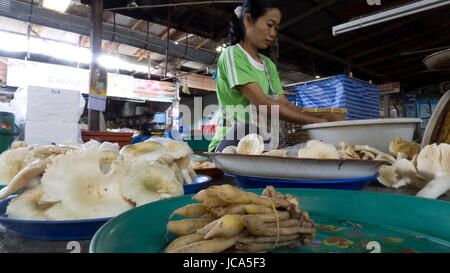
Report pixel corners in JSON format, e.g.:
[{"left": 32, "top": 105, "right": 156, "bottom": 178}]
[
  {"left": 209, "top": 153, "right": 385, "bottom": 180},
  {"left": 228, "top": 174, "right": 378, "bottom": 191},
  {"left": 0, "top": 196, "right": 111, "bottom": 241},
  {"left": 183, "top": 175, "right": 212, "bottom": 195},
  {"left": 0, "top": 175, "right": 211, "bottom": 240}
]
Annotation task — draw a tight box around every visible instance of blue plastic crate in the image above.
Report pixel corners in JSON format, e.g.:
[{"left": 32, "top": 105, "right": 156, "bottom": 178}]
[{"left": 294, "top": 74, "right": 380, "bottom": 120}]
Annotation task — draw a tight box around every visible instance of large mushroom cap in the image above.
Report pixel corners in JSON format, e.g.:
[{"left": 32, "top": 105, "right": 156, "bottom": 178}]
[
  {"left": 164, "top": 141, "right": 193, "bottom": 159},
  {"left": 0, "top": 157, "right": 52, "bottom": 200},
  {"left": 31, "top": 145, "right": 79, "bottom": 159},
  {"left": 237, "top": 134, "right": 264, "bottom": 155},
  {"left": 120, "top": 161, "right": 184, "bottom": 207},
  {"left": 377, "top": 165, "right": 398, "bottom": 188},
  {"left": 6, "top": 185, "right": 51, "bottom": 220},
  {"left": 298, "top": 140, "right": 339, "bottom": 160},
  {"left": 415, "top": 143, "right": 450, "bottom": 199},
  {"left": 120, "top": 141, "right": 167, "bottom": 163},
  {"left": 392, "top": 158, "right": 427, "bottom": 189},
  {"left": 389, "top": 137, "right": 421, "bottom": 160},
  {"left": 82, "top": 139, "right": 102, "bottom": 150},
  {"left": 0, "top": 148, "right": 37, "bottom": 186},
  {"left": 99, "top": 142, "right": 120, "bottom": 154},
  {"left": 222, "top": 146, "right": 237, "bottom": 154},
  {"left": 11, "top": 141, "right": 28, "bottom": 150},
  {"left": 162, "top": 141, "right": 193, "bottom": 170},
  {"left": 417, "top": 143, "right": 450, "bottom": 180},
  {"left": 40, "top": 149, "right": 134, "bottom": 220}
]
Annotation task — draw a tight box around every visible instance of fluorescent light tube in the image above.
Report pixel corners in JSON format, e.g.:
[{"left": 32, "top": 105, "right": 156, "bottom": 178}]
[{"left": 332, "top": 0, "right": 450, "bottom": 36}]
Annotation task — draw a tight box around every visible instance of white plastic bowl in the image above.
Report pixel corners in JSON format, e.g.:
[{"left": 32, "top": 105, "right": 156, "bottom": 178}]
[{"left": 302, "top": 118, "right": 422, "bottom": 153}]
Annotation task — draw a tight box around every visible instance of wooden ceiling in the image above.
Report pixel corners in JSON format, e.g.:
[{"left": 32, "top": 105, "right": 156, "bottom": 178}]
[{"left": 81, "top": 0, "right": 450, "bottom": 88}]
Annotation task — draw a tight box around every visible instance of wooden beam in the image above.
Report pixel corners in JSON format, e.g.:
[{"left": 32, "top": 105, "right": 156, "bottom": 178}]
[
  {"left": 395, "top": 70, "right": 435, "bottom": 80},
  {"left": 139, "top": 12, "right": 215, "bottom": 40},
  {"left": 105, "top": 41, "right": 120, "bottom": 54},
  {"left": 159, "top": 28, "right": 177, "bottom": 40},
  {"left": 176, "top": 33, "right": 194, "bottom": 43},
  {"left": 374, "top": 54, "right": 429, "bottom": 72},
  {"left": 174, "top": 0, "right": 230, "bottom": 21},
  {"left": 304, "top": 27, "right": 332, "bottom": 43},
  {"left": 349, "top": 21, "right": 450, "bottom": 61},
  {"left": 138, "top": 51, "right": 151, "bottom": 62},
  {"left": 214, "top": 27, "right": 229, "bottom": 41},
  {"left": 196, "top": 38, "right": 210, "bottom": 49},
  {"left": 172, "top": 0, "right": 230, "bottom": 40},
  {"left": 278, "top": 33, "right": 389, "bottom": 80},
  {"left": 279, "top": 44, "right": 297, "bottom": 55},
  {"left": 280, "top": 0, "right": 338, "bottom": 30},
  {"left": 133, "top": 48, "right": 145, "bottom": 58},
  {"left": 280, "top": 26, "right": 332, "bottom": 54},
  {"left": 387, "top": 64, "right": 427, "bottom": 77},
  {"left": 130, "top": 19, "right": 143, "bottom": 31},
  {"left": 278, "top": 55, "right": 342, "bottom": 80},
  {"left": 401, "top": 72, "right": 450, "bottom": 87},
  {"left": 292, "top": 1, "right": 341, "bottom": 46},
  {"left": 30, "top": 24, "right": 43, "bottom": 36},
  {"left": 360, "top": 35, "right": 450, "bottom": 67}
]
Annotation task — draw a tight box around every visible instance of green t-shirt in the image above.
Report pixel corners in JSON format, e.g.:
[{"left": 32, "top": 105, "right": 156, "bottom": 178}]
[{"left": 208, "top": 44, "right": 284, "bottom": 152}]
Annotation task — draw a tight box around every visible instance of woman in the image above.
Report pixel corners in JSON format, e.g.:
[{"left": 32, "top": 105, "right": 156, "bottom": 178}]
[{"left": 208, "top": 0, "right": 338, "bottom": 152}]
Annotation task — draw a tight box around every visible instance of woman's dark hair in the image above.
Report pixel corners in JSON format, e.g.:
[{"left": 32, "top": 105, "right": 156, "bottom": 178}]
[{"left": 229, "top": 0, "right": 280, "bottom": 45}]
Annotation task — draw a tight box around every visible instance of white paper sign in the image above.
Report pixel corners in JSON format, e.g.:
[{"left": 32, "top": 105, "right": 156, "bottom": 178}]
[{"left": 87, "top": 93, "right": 106, "bottom": 112}]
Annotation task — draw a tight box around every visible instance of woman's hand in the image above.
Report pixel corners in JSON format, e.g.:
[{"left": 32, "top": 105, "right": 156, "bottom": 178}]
[
  {"left": 312, "top": 114, "right": 344, "bottom": 123},
  {"left": 237, "top": 85, "right": 344, "bottom": 125}
]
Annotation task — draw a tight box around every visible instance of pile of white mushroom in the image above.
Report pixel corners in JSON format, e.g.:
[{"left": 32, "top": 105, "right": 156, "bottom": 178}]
[
  {"left": 219, "top": 134, "right": 449, "bottom": 200},
  {"left": 220, "top": 134, "right": 395, "bottom": 162},
  {"left": 377, "top": 138, "right": 449, "bottom": 200},
  {"left": 0, "top": 139, "right": 196, "bottom": 221}
]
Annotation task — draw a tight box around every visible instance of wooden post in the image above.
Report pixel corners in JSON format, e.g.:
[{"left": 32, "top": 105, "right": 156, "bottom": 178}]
[{"left": 88, "top": 0, "right": 103, "bottom": 131}]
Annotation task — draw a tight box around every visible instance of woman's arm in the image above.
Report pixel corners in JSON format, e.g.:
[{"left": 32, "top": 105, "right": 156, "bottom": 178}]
[{"left": 237, "top": 83, "right": 327, "bottom": 125}]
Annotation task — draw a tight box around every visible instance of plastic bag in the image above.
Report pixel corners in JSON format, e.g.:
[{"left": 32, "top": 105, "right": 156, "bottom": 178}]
[{"left": 9, "top": 87, "right": 27, "bottom": 127}]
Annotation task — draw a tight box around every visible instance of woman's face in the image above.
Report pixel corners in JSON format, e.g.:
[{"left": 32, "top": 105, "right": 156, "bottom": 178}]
[{"left": 244, "top": 8, "right": 281, "bottom": 50}]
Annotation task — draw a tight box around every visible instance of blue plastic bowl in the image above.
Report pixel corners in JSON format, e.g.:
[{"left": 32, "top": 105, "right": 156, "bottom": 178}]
[
  {"left": 228, "top": 174, "right": 378, "bottom": 191},
  {"left": 183, "top": 175, "right": 212, "bottom": 195},
  {"left": 0, "top": 196, "right": 112, "bottom": 241}
]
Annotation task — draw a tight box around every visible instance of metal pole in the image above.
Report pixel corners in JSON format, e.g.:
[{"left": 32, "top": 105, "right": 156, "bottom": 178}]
[
  {"left": 164, "top": 6, "right": 171, "bottom": 78},
  {"left": 88, "top": 0, "right": 103, "bottom": 131}
]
